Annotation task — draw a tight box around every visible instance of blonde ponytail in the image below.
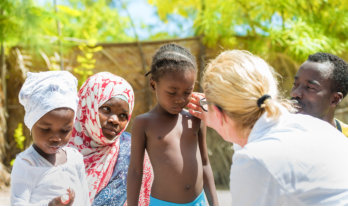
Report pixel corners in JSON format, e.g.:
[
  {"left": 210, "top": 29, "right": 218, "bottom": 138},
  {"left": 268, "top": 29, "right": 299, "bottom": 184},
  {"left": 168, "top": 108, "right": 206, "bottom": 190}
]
[{"left": 261, "top": 97, "right": 280, "bottom": 119}]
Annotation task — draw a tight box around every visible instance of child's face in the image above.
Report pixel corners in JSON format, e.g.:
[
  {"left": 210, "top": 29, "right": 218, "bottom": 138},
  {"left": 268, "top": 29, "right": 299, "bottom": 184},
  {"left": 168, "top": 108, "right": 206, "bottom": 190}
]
[
  {"left": 98, "top": 97, "right": 129, "bottom": 140},
  {"left": 31, "top": 108, "right": 75, "bottom": 155},
  {"left": 153, "top": 70, "right": 196, "bottom": 115}
]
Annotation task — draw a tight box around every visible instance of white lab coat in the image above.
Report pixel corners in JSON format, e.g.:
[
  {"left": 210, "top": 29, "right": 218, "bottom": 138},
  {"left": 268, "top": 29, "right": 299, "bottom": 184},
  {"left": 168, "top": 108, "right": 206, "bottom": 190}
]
[{"left": 230, "top": 107, "right": 348, "bottom": 205}]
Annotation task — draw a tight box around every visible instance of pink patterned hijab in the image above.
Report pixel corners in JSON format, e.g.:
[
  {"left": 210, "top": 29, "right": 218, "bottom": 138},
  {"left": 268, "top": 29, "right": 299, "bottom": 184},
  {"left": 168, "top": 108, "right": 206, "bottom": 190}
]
[{"left": 68, "top": 72, "right": 153, "bottom": 205}]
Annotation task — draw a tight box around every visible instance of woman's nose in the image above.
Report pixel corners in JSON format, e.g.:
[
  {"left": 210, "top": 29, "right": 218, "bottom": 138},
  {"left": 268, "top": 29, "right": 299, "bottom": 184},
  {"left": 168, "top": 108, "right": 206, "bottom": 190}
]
[{"left": 108, "top": 114, "right": 119, "bottom": 124}]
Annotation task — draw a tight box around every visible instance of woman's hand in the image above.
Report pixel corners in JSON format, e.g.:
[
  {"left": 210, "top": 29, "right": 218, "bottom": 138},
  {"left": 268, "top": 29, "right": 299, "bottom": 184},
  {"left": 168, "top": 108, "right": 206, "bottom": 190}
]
[
  {"left": 48, "top": 188, "right": 75, "bottom": 206},
  {"left": 188, "top": 92, "right": 207, "bottom": 122}
]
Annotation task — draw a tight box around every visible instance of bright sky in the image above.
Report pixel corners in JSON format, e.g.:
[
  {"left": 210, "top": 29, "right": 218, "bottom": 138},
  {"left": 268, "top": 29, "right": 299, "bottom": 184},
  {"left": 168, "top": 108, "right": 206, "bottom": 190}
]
[
  {"left": 117, "top": 0, "right": 194, "bottom": 40},
  {"left": 38, "top": 0, "right": 194, "bottom": 40}
]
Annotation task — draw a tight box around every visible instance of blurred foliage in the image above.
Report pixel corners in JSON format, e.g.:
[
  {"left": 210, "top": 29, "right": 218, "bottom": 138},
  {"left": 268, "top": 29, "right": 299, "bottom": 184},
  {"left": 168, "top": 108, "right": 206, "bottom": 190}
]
[
  {"left": 74, "top": 40, "right": 102, "bottom": 87},
  {"left": 1, "top": 0, "right": 135, "bottom": 91},
  {"left": 0, "top": 0, "right": 133, "bottom": 56},
  {"left": 0, "top": 0, "right": 51, "bottom": 52},
  {"left": 149, "top": 0, "right": 348, "bottom": 62},
  {"left": 55, "top": 0, "right": 133, "bottom": 44},
  {"left": 13, "top": 123, "right": 26, "bottom": 151},
  {"left": 10, "top": 123, "right": 26, "bottom": 166}
]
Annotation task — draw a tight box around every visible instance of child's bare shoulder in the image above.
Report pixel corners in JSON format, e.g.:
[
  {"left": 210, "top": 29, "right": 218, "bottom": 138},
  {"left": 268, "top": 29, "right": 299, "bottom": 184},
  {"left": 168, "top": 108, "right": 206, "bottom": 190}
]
[
  {"left": 133, "top": 111, "right": 158, "bottom": 128},
  {"left": 135, "top": 111, "right": 156, "bottom": 122}
]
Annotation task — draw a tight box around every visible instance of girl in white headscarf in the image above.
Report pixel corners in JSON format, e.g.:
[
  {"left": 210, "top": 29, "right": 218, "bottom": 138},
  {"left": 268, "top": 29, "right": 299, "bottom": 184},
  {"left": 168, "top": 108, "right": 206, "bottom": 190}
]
[{"left": 11, "top": 71, "right": 89, "bottom": 206}]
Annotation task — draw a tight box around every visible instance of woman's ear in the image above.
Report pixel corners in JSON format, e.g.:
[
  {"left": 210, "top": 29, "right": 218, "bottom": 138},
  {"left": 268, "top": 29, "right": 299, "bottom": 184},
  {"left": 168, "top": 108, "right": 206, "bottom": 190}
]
[
  {"left": 150, "top": 78, "right": 156, "bottom": 90},
  {"left": 212, "top": 105, "right": 225, "bottom": 126}
]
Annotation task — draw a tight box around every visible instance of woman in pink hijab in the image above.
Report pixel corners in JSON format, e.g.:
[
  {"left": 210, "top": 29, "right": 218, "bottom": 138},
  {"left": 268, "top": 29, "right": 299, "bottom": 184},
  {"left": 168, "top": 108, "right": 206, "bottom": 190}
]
[{"left": 69, "top": 72, "right": 153, "bottom": 205}]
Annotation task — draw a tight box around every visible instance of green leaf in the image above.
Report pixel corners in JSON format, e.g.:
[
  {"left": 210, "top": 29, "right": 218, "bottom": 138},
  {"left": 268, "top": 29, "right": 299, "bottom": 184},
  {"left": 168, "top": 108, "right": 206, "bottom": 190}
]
[{"left": 13, "top": 123, "right": 26, "bottom": 150}]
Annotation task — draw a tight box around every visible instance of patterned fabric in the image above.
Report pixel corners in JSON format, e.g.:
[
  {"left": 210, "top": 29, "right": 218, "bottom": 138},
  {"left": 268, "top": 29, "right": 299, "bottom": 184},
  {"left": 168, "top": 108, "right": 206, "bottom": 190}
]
[
  {"left": 92, "top": 132, "right": 130, "bottom": 206},
  {"left": 335, "top": 118, "right": 348, "bottom": 138},
  {"left": 68, "top": 72, "right": 153, "bottom": 205}
]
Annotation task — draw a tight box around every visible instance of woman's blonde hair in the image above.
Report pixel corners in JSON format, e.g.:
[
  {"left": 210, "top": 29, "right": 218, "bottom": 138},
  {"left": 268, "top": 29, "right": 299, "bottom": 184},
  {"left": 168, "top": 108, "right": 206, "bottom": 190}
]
[{"left": 202, "top": 50, "right": 291, "bottom": 131}]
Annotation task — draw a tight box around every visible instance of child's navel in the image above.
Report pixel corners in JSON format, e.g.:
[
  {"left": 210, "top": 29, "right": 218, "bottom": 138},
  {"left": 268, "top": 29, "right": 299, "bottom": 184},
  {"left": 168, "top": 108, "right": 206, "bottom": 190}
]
[
  {"left": 184, "top": 184, "right": 191, "bottom": 191},
  {"left": 157, "top": 135, "right": 163, "bottom": 139}
]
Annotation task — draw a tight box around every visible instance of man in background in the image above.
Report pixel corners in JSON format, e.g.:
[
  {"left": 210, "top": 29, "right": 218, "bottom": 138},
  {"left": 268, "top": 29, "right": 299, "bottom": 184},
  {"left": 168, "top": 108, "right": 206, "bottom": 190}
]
[{"left": 290, "top": 52, "right": 348, "bottom": 137}]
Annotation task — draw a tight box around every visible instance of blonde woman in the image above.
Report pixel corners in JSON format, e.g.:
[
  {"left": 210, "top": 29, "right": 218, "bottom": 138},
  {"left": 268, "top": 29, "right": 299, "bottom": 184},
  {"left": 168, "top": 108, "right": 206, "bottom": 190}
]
[{"left": 188, "top": 50, "right": 348, "bottom": 205}]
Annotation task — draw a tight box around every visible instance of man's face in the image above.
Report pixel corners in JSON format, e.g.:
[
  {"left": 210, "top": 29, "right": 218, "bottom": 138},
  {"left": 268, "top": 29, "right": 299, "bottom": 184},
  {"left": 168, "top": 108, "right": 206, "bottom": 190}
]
[{"left": 290, "top": 61, "right": 334, "bottom": 119}]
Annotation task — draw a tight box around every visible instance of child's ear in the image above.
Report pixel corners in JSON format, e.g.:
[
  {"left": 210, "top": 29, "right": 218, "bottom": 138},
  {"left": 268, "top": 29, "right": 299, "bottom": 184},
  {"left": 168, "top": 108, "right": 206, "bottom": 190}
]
[{"left": 150, "top": 78, "right": 156, "bottom": 90}]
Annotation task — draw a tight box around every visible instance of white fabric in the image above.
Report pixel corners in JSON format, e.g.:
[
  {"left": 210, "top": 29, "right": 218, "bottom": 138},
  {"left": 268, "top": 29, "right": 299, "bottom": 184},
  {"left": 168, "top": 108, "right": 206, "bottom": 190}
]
[
  {"left": 11, "top": 146, "right": 90, "bottom": 206},
  {"left": 230, "top": 106, "right": 348, "bottom": 205},
  {"left": 19, "top": 71, "right": 78, "bottom": 130}
]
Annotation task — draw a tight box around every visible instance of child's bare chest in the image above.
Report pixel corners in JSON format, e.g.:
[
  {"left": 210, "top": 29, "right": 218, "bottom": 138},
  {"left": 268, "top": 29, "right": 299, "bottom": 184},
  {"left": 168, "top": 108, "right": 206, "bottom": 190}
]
[
  {"left": 146, "top": 115, "right": 199, "bottom": 144},
  {"left": 145, "top": 115, "right": 200, "bottom": 157},
  {"left": 144, "top": 114, "right": 203, "bottom": 193}
]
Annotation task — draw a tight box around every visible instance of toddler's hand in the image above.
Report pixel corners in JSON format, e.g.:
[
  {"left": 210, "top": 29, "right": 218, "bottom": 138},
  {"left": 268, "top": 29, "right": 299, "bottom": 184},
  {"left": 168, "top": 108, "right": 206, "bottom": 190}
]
[{"left": 48, "top": 188, "right": 75, "bottom": 206}]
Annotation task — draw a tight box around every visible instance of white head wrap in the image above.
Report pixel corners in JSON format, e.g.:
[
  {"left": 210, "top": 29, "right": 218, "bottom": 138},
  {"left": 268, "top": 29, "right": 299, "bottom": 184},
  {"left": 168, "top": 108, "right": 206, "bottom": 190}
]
[{"left": 19, "top": 71, "right": 78, "bottom": 130}]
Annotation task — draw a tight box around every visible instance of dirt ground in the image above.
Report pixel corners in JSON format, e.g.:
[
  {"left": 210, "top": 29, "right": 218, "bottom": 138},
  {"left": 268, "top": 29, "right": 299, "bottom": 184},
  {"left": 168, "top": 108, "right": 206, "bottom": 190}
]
[
  {"left": 0, "top": 187, "right": 230, "bottom": 206},
  {"left": 0, "top": 187, "right": 9, "bottom": 206},
  {"left": 216, "top": 189, "right": 231, "bottom": 205}
]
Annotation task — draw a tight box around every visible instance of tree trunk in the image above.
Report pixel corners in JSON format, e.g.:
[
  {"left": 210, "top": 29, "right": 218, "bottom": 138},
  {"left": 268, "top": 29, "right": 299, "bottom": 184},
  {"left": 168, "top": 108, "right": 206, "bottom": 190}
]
[
  {"left": 53, "top": 0, "right": 64, "bottom": 70},
  {"left": 120, "top": 0, "right": 152, "bottom": 111},
  {"left": 5, "top": 48, "right": 31, "bottom": 168},
  {"left": 0, "top": 41, "right": 10, "bottom": 187}
]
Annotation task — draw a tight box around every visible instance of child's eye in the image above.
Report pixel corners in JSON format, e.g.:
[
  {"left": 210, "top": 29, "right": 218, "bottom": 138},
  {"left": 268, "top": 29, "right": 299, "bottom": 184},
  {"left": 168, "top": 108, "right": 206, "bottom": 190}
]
[
  {"left": 40, "top": 128, "right": 50, "bottom": 132},
  {"left": 61, "top": 128, "right": 72, "bottom": 134},
  {"left": 167, "top": 92, "right": 176, "bottom": 96}
]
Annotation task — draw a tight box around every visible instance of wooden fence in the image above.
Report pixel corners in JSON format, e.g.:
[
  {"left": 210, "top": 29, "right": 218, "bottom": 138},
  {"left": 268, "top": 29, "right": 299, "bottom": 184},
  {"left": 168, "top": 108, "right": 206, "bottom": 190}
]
[{"left": 2, "top": 37, "right": 348, "bottom": 188}]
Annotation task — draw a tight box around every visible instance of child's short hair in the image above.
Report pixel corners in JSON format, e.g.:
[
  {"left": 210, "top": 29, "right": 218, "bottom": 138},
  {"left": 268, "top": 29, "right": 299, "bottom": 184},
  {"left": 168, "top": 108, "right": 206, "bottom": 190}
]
[
  {"left": 146, "top": 43, "right": 197, "bottom": 81},
  {"left": 19, "top": 71, "right": 78, "bottom": 130}
]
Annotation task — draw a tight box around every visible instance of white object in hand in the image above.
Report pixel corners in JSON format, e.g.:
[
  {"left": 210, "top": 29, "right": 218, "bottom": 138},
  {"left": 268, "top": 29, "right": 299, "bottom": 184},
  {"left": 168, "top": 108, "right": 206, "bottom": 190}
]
[
  {"left": 188, "top": 119, "right": 192, "bottom": 129},
  {"left": 61, "top": 194, "right": 70, "bottom": 204}
]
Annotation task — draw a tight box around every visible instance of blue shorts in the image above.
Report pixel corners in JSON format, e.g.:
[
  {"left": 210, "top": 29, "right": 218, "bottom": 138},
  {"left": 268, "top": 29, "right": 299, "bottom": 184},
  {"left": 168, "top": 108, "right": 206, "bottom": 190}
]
[{"left": 149, "top": 191, "right": 206, "bottom": 206}]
